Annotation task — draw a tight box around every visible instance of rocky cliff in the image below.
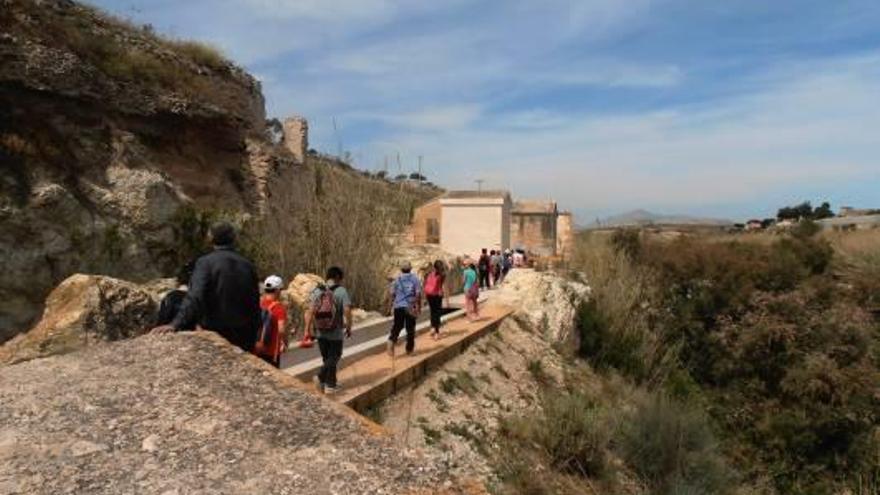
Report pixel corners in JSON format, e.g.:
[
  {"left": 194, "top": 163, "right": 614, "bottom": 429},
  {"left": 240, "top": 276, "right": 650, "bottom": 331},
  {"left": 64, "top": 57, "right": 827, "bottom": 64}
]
[{"left": 0, "top": 0, "right": 294, "bottom": 340}]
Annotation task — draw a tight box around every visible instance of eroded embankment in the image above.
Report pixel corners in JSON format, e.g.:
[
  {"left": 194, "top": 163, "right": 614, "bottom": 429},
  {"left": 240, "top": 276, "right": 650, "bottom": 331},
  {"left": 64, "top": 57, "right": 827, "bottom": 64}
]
[{"left": 375, "top": 269, "right": 591, "bottom": 485}]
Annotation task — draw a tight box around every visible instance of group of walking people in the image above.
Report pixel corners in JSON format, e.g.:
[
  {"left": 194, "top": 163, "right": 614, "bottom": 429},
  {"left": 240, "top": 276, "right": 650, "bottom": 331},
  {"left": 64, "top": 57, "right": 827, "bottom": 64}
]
[{"left": 151, "top": 221, "right": 516, "bottom": 395}]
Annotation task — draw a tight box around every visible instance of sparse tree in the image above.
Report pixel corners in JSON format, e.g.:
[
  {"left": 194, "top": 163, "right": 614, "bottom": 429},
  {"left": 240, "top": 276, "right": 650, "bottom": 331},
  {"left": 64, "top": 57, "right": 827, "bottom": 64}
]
[
  {"left": 777, "top": 201, "right": 813, "bottom": 221},
  {"left": 813, "top": 202, "right": 834, "bottom": 220}
]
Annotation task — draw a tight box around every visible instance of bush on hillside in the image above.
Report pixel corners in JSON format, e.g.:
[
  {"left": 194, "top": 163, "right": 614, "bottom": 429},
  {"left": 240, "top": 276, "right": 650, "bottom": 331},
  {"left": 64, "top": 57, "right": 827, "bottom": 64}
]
[
  {"left": 618, "top": 394, "right": 736, "bottom": 495},
  {"left": 610, "top": 229, "right": 642, "bottom": 260},
  {"left": 710, "top": 291, "right": 879, "bottom": 493},
  {"left": 570, "top": 230, "right": 880, "bottom": 494},
  {"left": 576, "top": 300, "right": 646, "bottom": 379},
  {"left": 500, "top": 392, "right": 612, "bottom": 478},
  {"left": 571, "top": 232, "right": 674, "bottom": 385}
]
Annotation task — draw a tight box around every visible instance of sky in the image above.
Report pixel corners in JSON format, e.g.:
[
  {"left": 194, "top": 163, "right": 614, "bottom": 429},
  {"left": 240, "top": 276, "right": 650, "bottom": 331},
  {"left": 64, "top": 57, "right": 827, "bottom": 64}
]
[{"left": 90, "top": 0, "right": 880, "bottom": 223}]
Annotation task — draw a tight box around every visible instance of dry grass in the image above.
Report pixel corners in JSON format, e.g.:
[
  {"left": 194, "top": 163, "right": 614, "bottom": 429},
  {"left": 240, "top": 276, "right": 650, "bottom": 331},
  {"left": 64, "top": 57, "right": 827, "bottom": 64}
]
[
  {"left": 245, "top": 158, "right": 435, "bottom": 312},
  {"left": 826, "top": 229, "right": 880, "bottom": 309},
  {"left": 571, "top": 232, "right": 677, "bottom": 384},
  {"left": 23, "top": 0, "right": 231, "bottom": 96},
  {"left": 169, "top": 39, "right": 227, "bottom": 69}
]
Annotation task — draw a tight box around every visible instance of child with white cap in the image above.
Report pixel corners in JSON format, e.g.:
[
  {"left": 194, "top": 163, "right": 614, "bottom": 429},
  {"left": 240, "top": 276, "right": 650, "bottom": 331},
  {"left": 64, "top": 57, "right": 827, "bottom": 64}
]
[{"left": 254, "top": 275, "right": 287, "bottom": 368}]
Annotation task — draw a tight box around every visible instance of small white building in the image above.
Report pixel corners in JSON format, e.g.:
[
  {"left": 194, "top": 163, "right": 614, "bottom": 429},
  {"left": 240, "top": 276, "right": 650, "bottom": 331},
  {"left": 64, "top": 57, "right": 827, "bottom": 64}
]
[{"left": 439, "top": 190, "right": 512, "bottom": 257}]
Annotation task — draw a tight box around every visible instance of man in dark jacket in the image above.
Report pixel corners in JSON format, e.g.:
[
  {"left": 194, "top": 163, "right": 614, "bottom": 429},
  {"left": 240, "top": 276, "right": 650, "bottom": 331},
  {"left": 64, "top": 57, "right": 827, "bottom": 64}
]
[{"left": 151, "top": 222, "right": 261, "bottom": 352}]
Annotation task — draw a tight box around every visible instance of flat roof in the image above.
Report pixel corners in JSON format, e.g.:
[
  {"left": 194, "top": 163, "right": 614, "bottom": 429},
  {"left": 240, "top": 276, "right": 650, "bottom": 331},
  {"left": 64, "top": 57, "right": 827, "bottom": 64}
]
[
  {"left": 442, "top": 190, "right": 510, "bottom": 200},
  {"left": 513, "top": 200, "right": 557, "bottom": 214}
]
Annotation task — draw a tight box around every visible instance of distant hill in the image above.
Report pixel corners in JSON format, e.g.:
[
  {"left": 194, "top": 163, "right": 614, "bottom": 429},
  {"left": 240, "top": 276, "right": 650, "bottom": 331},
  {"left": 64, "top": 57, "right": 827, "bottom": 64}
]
[{"left": 594, "top": 209, "right": 733, "bottom": 228}]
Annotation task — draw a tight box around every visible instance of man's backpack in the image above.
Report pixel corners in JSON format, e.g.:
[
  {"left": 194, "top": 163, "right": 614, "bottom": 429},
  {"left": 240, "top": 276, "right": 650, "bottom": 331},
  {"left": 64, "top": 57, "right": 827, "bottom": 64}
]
[
  {"left": 479, "top": 255, "right": 489, "bottom": 270},
  {"left": 313, "top": 285, "right": 339, "bottom": 332},
  {"left": 258, "top": 301, "right": 281, "bottom": 347}
]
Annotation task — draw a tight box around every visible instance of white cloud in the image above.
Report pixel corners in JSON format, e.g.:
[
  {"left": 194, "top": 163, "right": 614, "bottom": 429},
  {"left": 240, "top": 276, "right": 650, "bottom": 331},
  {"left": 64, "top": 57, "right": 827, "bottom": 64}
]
[
  {"left": 529, "top": 62, "right": 684, "bottom": 88},
  {"left": 239, "top": 0, "right": 399, "bottom": 22},
  {"left": 368, "top": 53, "right": 880, "bottom": 216},
  {"left": 386, "top": 105, "right": 483, "bottom": 131}
]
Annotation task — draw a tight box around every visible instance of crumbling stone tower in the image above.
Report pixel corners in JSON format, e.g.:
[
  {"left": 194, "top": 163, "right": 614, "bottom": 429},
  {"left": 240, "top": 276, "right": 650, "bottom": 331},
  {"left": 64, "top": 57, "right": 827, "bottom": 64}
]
[{"left": 282, "top": 116, "right": 308, "bottom": 163}]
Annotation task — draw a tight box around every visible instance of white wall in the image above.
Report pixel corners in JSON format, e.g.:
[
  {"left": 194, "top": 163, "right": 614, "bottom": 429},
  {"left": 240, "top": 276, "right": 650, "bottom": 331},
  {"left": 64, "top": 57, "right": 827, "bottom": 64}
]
[{"left": 440, "top": 197, "right": 510, "bottom": 258}]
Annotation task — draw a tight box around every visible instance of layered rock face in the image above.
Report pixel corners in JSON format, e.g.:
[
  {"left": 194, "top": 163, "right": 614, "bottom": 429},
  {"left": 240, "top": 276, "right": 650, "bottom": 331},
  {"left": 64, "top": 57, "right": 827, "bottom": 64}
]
[{"left": 0, "top": 0, "right": 295, "bottom": 340}]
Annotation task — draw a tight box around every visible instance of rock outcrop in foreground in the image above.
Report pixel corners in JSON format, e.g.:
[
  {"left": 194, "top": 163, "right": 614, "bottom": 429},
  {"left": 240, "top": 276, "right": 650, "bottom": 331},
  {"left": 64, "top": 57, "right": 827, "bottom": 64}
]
[
  {"left": 0, "top": 331, "right": 475, "bottom": 494},
  {"left": 0, "top": 273, "right": 171, "bottom": 365}
]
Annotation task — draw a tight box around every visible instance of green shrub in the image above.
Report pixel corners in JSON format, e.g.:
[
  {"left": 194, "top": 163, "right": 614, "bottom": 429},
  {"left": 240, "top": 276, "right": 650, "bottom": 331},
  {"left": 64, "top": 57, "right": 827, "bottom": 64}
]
[
  {"left": 439, "top": 370, "right": 478, "bottom": 396},
  {"left": 502, "top": 392, "right": 611, "bottom": 478},
  {"left": 527, "top": 359, "right": 548, "bottom": 383},
  {"left": 171, "top": 40, "right": 227, "bottom": 69},
  {"left": 618, "top": 394, "right": 735, "bottom": 494},
  {"left": 576, "top": 300, "right": 646, "bottom": 378},
  {"left": 611, "top": 228, "right": 642, "bottom": 259}
]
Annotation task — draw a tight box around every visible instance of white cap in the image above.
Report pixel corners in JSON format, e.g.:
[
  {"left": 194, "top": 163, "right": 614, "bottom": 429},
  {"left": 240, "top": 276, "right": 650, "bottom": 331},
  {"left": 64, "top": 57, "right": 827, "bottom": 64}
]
[{"left": 263, "top": 275, "right": 284, "bottom": 291}]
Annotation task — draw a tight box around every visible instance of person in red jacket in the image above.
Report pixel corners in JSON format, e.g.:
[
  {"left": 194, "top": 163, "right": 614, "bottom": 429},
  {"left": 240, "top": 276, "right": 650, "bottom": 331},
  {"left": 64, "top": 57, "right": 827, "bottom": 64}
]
[
  {"left": 254, "top": 275, "right": 287, "bottom": 368},
  {"left": 423, "top": 260, "right": 448, "bottom": 340}
]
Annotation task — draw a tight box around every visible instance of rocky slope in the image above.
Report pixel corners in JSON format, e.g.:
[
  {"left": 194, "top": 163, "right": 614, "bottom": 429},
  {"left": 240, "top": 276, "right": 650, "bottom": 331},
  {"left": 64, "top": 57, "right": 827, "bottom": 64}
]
[
  {"left": 378, "top": 269, "right": 593, "bottom": 486},
  {"left": 0, "top": 331, "right": 482, "bottom": 494},
  {"left": 0, "top": 0, "right": 296, "bottom": 340}
]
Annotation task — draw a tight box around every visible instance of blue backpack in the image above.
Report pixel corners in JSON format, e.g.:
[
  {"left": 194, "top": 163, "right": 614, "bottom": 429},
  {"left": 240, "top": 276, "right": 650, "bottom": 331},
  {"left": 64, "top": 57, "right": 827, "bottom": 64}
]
[{"left": 258, "top": 301, "right": 281, "bottom": 346}]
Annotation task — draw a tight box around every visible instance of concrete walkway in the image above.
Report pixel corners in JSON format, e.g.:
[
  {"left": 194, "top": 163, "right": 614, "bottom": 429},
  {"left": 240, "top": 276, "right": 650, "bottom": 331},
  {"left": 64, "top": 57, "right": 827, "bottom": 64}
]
[
  {"left": 293, "top": 302, "right": 512, "bottom": 413},
  {"left": 281, "top": 291, "right": 486, "bottom": 374}
]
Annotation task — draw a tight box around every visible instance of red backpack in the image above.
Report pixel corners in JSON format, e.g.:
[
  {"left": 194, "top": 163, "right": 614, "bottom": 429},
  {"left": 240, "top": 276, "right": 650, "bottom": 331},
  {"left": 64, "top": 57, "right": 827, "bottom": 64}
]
[
  {"left": 425, "top": 272, "right": 444, "bottom": 296},
  {"left": 312, "top": 285, "right": 339, "bottom": 332}
]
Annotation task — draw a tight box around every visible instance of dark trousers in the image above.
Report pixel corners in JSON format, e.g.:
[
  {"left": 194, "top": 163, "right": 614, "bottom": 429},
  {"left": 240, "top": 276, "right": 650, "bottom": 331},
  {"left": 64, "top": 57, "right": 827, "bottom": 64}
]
[
  {"left": 427, "top": 295, "right": 443, "bottom": 331},
  {"left": 317, "top": 338, "right": 343, "bottom": 387},
  {"left": 258, "top": 353, "right": 280, "bottom": 368},
  {"left": 390, "top": 307, "right": 416, "bottom": 353},
  {"left": 479, "top": 269, "right": 490, "bottom": 289}
]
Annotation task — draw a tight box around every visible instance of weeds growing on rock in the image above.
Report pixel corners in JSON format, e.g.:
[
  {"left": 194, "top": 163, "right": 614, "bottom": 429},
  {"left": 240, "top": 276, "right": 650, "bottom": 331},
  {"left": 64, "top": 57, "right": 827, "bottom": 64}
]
[
  {"left": 419, "top": 424, "right": 443, "bottom": 446},
  {"left": 426, "top": 389, "right": 449, "bottom": 413},
  {"left": 445, "top": 422, "right": 489, "bottom": 456},
  {"left": 527, "top": 359, "right": 548, "bottom": 383},
  {"left": 492, "top": 362, "right": 511, "bottom": 379},
  {"left": 439, "top": 370, "right": 478, "bottom": 396}
]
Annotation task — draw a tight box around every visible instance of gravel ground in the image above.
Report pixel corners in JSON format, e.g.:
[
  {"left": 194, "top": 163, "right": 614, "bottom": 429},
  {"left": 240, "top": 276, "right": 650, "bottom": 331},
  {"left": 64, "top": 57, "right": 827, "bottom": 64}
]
[{"left": 0, "top": 332, "right": 477, "bottom": 495}]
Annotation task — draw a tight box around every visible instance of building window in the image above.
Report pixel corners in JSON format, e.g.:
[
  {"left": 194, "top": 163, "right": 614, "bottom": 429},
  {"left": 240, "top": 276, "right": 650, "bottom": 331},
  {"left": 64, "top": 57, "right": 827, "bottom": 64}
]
[
  {"left": 541, "top": 216, "right": 554, "bottom": 239},
  {"left": 427, "top": 218, "right": 440, "bottom": 244}
]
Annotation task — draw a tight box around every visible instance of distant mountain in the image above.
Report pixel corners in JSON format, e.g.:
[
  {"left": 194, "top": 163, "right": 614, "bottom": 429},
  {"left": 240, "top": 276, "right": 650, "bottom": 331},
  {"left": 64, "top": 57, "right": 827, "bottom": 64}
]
[{"left": 595, "top": 209, "right": 733, "bottom": 228}]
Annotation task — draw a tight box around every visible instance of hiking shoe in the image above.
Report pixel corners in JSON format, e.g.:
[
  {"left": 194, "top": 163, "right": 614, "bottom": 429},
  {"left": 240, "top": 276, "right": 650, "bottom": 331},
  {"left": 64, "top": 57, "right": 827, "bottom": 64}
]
[
  {"left": 386, "top": 340, "right": 395, "bottom": 358},
  {"left": 325, "top": 386, "right": 339, "bottom": 395},
  {"left": 313, "top": 376, "right": 325, "bottom": 394}
]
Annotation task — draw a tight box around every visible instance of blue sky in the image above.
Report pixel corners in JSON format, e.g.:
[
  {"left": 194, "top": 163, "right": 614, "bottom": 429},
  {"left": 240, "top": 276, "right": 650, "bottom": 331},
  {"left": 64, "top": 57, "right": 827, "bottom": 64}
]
[{"left": 91, "top": 0, "right": 880, "bottom": 222}]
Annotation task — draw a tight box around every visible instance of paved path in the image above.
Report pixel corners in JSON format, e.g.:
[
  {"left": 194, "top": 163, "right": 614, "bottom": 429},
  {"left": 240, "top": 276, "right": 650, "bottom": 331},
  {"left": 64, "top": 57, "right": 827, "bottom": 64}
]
[
  {"left": 280, "top": 292, "right": 480, "bottom": 369},
  {"left": 295, "top": 302, "right": 513, "bottom": 413}
]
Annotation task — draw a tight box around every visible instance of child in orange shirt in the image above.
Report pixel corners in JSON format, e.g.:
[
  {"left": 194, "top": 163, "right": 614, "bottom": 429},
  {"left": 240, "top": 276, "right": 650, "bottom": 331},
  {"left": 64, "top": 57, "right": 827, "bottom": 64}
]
[{"left": 255, "top": 275, "right": 287, "bottom": 368}]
